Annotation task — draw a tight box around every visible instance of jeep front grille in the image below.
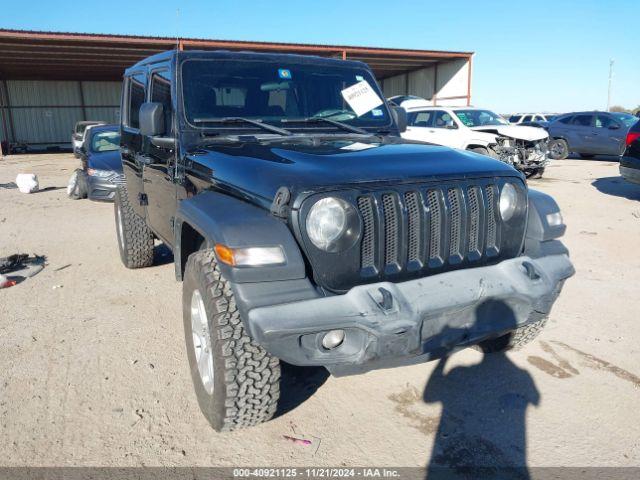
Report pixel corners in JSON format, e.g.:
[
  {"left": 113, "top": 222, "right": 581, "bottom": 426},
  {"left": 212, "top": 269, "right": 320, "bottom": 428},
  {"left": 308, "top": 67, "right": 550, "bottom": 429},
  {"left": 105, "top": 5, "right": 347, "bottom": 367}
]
[{"left": 355, "top": 183, "right": 501, "bottom": 275}]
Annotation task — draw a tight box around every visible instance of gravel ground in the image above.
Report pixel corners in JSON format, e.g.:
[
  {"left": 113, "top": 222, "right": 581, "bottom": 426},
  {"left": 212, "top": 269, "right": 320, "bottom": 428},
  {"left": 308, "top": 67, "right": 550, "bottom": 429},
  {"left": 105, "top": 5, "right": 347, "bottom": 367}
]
[{"left": 1, "top": 153, "right": 639, "bottom": 468}]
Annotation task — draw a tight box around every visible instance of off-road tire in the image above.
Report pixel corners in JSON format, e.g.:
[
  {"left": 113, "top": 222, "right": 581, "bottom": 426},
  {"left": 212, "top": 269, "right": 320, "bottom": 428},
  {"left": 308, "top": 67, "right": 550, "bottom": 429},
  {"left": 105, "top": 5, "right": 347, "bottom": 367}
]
[
  {"left": 183, "top": 250, "right": 281, "bottom": 431},
  {"left": 114, "top": 185, "right": 154, "bottom": 269},
  {"left": 548, "top": 139, "right": 569, "bottom": 160},
  {"left": 478, "top": 312, "right": 548, "bottom": 353}
]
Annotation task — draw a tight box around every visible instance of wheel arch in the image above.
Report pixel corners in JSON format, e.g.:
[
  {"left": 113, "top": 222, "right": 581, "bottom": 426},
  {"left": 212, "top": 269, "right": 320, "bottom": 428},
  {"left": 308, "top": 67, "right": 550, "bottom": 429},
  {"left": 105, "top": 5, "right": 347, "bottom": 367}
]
[{"left": 174, "top": 191, "right": 307, "bottom": 283}]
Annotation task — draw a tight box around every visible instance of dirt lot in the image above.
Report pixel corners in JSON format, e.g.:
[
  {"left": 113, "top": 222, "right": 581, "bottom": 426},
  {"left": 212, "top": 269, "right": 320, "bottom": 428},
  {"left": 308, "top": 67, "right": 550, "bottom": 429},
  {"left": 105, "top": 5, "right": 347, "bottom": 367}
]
[{"left": 1, "top": 153, "right": 639, "bottom": 468}]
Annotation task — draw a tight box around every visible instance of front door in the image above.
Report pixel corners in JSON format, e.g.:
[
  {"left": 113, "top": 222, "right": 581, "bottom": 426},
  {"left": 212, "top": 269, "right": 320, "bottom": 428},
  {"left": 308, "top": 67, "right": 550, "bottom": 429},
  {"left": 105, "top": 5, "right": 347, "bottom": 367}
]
[
  {"left": 142, "top": 69, "right": 177, "bottom": 245},
  {"left": 595, "top": 114, "right": 625, "bottom": 155}
]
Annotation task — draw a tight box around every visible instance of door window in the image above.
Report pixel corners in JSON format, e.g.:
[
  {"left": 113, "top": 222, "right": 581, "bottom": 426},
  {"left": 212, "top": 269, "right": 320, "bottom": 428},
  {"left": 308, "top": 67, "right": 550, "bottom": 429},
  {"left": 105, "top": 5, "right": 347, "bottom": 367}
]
[
  {"left": 522, "top": 115, "right": 533, "bottom": 122},
  {"left": 407, "top": 111, "right": 434, "bottom": 128},
  {"left": 595, "top": 114, "right": 618, "bottom": 129},
  {"left": 126, "top": 73, "right": 146, "bottom": 129},
  {"left": 150, "top": 71, "right": 173, "bottom": 134},
  {"left": 571, "top": 115, "right": 593, "bottom": 127},
  {"left": 433, "top": 111, "right": 457, "bottom": 129},
  {"left": 558, "top": 115, "right": 573, "bottom": 124}
]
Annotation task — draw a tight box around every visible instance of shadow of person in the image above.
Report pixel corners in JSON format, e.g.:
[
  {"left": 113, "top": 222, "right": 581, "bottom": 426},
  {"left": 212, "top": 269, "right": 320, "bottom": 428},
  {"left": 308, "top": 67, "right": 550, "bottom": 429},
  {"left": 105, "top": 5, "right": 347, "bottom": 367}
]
[
  {"left": 424, "top": 301, "right": 540, "bottom": 480},
  {"left": 592, "top": 176, "right": 640, "bottom": 201}
]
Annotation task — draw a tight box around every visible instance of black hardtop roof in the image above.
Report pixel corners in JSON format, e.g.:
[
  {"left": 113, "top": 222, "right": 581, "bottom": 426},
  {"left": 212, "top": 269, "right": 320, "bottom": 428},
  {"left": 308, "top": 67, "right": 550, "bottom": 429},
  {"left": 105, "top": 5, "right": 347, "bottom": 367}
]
[{"left": 125, "top": 49, "right": 369, "bottom": 75}]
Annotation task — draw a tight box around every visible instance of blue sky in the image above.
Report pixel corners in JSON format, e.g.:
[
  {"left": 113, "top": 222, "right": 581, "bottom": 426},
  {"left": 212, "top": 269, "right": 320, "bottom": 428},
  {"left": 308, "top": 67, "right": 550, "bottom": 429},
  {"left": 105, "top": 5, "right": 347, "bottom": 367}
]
[{"left": 1, "top": 0, "right": 638, "bottom": 113}]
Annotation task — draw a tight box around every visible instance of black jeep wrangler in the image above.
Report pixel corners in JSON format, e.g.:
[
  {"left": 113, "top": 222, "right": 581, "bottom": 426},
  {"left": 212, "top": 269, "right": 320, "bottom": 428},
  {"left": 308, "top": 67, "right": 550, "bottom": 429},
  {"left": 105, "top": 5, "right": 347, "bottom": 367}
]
[{"left": 115, "top": 50, "right": 574, "bottom": 431}]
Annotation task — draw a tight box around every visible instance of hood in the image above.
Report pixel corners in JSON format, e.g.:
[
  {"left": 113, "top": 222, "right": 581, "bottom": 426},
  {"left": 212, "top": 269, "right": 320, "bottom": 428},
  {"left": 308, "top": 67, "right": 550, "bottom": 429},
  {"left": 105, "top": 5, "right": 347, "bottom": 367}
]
[
  {"left": 87, "top": 150, "right": 123, "bottom": 172},
  {"left": 186, "top": 137, "right": 521, "bottom": 203},
  {"left": 471, "top": 125, "right": 548, "bottom": 142}
]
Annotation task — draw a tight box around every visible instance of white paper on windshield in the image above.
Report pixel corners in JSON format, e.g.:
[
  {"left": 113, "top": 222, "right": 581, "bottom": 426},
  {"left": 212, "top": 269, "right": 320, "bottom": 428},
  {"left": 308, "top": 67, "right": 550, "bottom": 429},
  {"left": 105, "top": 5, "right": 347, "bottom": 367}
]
[{"left": 341, "top": 80, "right": 383, "bottom": 117}]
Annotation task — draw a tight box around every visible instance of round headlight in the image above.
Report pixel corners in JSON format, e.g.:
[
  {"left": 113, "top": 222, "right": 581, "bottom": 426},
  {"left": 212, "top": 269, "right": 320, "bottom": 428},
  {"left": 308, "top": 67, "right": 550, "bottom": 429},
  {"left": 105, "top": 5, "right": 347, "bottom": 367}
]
[
  {"left": 499, "top": 183, "right": 518, "bottom": 221},
  {"left": 306, "top": 197, "right": 359, "bottom": 252}
]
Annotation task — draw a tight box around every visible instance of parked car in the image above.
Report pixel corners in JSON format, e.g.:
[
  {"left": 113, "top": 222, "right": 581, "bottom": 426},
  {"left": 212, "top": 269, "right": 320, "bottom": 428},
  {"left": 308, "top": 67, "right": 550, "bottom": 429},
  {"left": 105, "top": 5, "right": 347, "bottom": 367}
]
[
  {"left": 67, "top": 124, "right": 124, "bottom": 201},
  {"left": 71, "top": 121, "right": 105, "bottom": 157},
  {"left": 114, "top": 50, "right": 574, "bottom": 432},
  {"left": 620, "top": 120, "right": 640, "bottom": 184},
  {"left": 509, "top": 113, "right": 557, "bottom": 124},
  {"left": 547, "top": 111, "right": 637, "bottom": 160},
  {"left": 394, "top": 98, "right": 550, "bottom": 178}
]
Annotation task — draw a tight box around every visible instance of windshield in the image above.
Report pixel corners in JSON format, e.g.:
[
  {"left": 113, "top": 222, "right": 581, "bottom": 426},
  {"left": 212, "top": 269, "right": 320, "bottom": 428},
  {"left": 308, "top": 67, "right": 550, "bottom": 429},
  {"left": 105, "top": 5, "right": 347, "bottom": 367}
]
[
  {"left": 612, "top": 112, "right": 638, "bottom": 127},
  {"left": 181, "top": 59, "right": 392, "bottom": 131},
  {"left": 91, "top": 130, "right": 120, "bottom": 152},
  {"left": 455, "top": 110, "right": 508, "bottom": 127}
]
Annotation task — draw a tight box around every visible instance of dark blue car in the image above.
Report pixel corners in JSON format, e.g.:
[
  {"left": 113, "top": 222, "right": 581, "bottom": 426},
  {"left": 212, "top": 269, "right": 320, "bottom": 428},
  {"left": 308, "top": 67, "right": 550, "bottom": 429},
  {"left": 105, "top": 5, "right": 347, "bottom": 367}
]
[{"left": 67, "top": 124, "right": 124, "bottom": 201}]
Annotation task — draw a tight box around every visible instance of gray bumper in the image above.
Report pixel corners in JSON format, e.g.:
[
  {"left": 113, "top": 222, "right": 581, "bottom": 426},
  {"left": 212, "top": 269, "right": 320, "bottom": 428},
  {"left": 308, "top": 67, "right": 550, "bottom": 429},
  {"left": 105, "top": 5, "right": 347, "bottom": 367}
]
[
  {"left": 87, "top": 174, "right": 122, "bottom": 201},
  {"left": 246, "top": 253, "right": 574, "bottom": 375}
]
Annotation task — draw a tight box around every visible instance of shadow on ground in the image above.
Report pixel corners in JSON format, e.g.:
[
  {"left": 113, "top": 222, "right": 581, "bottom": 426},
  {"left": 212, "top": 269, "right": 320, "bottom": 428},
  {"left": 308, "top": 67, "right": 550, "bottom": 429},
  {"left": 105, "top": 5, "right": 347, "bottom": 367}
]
[
  {"left": 424, "top": 301, "right": 540, "bottom": 480},
  {"left": 592, "top": 176, "right": 640, "bottom": 201},
  {"left": 275, "top": 363, "right": 329, "bottom": 418},
  {"left": 153, "top": 243, "right": 174, "bottom": 266}
]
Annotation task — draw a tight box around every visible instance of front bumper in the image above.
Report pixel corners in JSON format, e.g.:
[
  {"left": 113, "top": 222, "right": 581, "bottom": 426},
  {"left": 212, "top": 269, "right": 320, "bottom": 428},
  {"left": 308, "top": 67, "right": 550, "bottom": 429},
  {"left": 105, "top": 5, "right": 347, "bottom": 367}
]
[
  {"left": 86, "top": 173, "right": 124, "bottom": 202},
  {"left": 620, "top": 156, "right": 640, "bottom": 185},
  {"left": 246, "top": 252, "right": 574, "bottom": 376}
]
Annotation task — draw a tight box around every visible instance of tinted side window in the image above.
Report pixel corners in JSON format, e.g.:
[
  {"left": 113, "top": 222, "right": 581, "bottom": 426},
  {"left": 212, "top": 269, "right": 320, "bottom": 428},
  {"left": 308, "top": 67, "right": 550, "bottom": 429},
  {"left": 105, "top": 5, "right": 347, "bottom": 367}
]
[
  {"left": 433, "top": 111, "right": 456, "bottom": 128},
  {"left": 571, "top": 115, "right": 593, "bottom": 127},
  {"left": 558, "top": 116, "right": 573, "bottom": 124},
  {"left": 151, "top": 71, "right": 172, "bottom": 133},
  {"left": 595, "top": 114, "right": 617, "bottom": 128},
  {"left": 522, "top": 115, "right": 533, "bottom": 122},
  {"left": 408, "top": 111, "right": 433, "bottom": 127},
  {"left": 127, "top": 73, "right": 146, "bottom": 129},
  {"left": 509, "top": 115, "right": 521, "bottom": 123}
]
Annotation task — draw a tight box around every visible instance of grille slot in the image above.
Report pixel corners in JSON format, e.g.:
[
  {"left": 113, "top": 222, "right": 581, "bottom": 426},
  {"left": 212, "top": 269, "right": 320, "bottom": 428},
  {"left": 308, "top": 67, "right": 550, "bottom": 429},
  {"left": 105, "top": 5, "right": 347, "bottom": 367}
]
[
  {"left": 357, "top": 197, "right": 376, "bottom": 268},
  {"left": 427, "top": 190, "right": 441, "bottom": 260},
  {"left": 468, "top": 187, "right": 481, "bottom": 253},
  {"left": 447, "top": 188, "right": 462, "bottom": 257},
  {"left": 485, "top": 185, "right": 497, "bottom": 249},
  {"left": 382, "top": 194, "right": 399, "bottom": 266},
  {"left": 405, "top": 192, "right": 421, "bottom": 263}
]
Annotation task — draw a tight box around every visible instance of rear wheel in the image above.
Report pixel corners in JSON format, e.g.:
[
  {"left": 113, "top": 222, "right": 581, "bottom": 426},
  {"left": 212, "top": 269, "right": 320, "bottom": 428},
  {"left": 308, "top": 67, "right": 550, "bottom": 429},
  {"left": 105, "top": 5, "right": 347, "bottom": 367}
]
[
  {"left": 183, "top": 250, "right": 281, "bottom": 431},
  {"left": 114, "top": 185, "right": 154, "bottom": 269},
  {"left": 548, "top": 139, "right": 569, "bottom": 160}
]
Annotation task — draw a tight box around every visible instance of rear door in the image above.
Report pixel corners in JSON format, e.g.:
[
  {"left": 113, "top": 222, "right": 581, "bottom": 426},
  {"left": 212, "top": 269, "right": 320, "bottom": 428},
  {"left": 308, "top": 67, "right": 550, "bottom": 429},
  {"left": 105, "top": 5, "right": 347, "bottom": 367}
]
[
  {"left": 120, "top": 71, "right": 147, "bottom": 217},
  {"left": 142, "top": 68, "right": 177, "bottom": 245},
  {"left": 568, "top": 114, "right": 595, "bottom": 153},
  {"left": 403, "top": 110, "right": 436, "bottom": 143},
  {"left": 595, "top": 114, "right": 625, "bottom": 155}
]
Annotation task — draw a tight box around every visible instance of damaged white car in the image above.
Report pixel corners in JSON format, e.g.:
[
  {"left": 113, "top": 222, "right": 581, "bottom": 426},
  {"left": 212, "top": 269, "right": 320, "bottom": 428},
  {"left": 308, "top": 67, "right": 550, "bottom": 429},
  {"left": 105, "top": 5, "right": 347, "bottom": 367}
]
[{"left": 392, "top": 98, "right": 550, "bottom": 178}]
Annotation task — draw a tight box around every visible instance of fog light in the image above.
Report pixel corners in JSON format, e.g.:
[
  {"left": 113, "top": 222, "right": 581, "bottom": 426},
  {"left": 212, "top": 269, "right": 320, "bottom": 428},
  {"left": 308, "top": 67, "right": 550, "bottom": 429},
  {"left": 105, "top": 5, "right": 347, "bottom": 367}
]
[{"left": 321, "top": 330, "right": 345, "bottom": 350}]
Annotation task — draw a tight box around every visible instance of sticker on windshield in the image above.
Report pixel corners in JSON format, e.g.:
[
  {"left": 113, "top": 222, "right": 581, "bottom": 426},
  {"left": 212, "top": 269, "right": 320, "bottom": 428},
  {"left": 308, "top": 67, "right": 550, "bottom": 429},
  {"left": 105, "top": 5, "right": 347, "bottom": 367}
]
[
  {"left": 456, "top": 112, "right": 474, "bottom": 127},
  {"left": 340, "top": 80, "right": 383, "bottom": 117},
  {"left": 278, "top": 69, "right": 292, "bottom": 79},
  {"left": 371, "top": 108, "right": 383, "bottom": 117},
  {"left": 341, "top": 142, "right": 378, "bottom": 151},
  {"left": 355, "top": 75, "right": 364, "bottom": 82}
]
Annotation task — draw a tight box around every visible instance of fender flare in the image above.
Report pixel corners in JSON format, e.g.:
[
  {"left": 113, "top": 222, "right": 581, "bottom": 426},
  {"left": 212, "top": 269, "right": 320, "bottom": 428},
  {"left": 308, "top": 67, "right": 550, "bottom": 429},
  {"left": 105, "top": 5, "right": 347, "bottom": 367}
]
[{"left": 174, "top": 191, "right": 307, "bottom": 283}]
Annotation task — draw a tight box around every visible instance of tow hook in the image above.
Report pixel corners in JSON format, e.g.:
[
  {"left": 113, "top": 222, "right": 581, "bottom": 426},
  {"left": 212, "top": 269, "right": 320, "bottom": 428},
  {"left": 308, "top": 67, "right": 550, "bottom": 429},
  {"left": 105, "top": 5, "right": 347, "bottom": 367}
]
[
  {"left": 378, "top": 287, "right": 394, "bottom": 311},
  {"left": 522, "top": 261, "right": 541, "bottom": 280}
]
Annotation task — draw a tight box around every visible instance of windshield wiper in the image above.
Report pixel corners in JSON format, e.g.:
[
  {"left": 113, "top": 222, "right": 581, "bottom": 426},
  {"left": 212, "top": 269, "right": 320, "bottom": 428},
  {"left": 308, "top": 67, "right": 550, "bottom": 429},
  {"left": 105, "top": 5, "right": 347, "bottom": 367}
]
[
  {"left": 280, "top": 117, "right": 369, "bottom": 135},
  {"left": 193, "top": 117, "right": 293, "bottom": 136}
]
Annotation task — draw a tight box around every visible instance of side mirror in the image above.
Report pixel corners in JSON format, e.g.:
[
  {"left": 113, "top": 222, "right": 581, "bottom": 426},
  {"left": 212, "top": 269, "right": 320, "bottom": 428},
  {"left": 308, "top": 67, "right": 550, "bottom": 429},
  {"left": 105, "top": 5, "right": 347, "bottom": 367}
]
[
  {"left": 139, "top": 102, "right": 165, "bottom": 137},
  {"left": 392, "top": 105, "right": 408, "bottom": 133},
  {"left": 609, "top": 123, "right": 621, "bottom": 130}
]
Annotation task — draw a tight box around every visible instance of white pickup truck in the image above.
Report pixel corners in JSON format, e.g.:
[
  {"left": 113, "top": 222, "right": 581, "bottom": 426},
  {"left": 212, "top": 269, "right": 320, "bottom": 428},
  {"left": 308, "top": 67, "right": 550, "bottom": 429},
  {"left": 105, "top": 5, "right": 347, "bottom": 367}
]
[{"left": 391, "top": 97, "right": 550, "bottom": 178}]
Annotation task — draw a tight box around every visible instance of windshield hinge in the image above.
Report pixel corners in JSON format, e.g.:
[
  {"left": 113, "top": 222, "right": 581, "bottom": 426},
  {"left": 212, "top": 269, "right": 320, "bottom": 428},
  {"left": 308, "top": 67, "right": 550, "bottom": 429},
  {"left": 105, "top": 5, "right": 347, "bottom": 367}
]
[{"left": 270, "top": 186, "right": 291, "bottom": 218}]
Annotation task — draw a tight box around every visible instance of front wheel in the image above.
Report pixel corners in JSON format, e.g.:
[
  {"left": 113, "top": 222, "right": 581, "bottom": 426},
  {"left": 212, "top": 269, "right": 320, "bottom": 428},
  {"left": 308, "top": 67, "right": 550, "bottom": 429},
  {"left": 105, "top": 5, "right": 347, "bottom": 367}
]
[
  {"left": 183, "top": 250, "right": 281, "bottom": 431},
  {"left": 548, "top": 139, "right": 569, "bottom": 160},
  {"left": 477, "top": 313, "right": 548, "bottom": 353}
]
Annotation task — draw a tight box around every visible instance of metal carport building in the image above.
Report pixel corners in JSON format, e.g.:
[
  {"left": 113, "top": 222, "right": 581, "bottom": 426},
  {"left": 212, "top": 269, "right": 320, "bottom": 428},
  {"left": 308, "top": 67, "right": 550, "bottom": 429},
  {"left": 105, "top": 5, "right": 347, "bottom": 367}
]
[{"left": 0, "top": 29, "right": 473, "bottom": 153}]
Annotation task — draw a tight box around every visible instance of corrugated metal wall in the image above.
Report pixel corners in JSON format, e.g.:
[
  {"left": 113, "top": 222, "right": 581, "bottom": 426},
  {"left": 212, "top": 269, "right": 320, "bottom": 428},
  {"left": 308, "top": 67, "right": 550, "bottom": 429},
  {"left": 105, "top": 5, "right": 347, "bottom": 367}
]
[
  {"left": 382, "top": 58, "right": 470, "bottom": 105},
  {"left": 2, "top": 80, "right": 120, "bottom": 150}
]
